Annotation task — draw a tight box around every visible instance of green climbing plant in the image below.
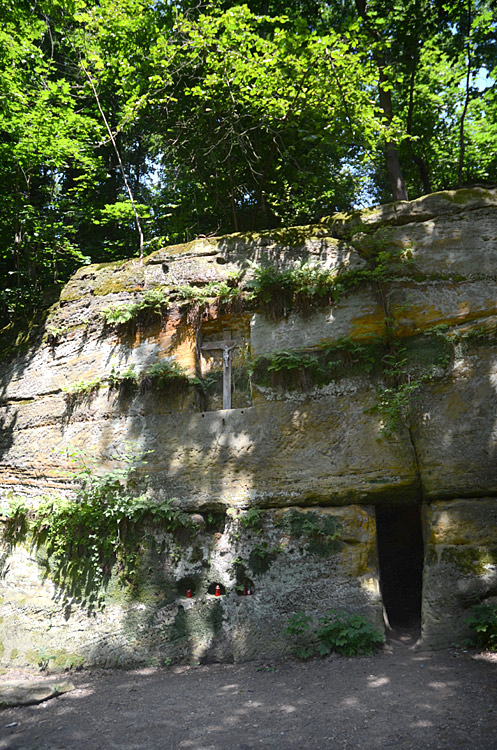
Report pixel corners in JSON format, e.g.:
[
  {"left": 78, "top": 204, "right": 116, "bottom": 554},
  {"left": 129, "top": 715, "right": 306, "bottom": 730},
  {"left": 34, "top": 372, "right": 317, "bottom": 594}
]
[
  {"left": 2, "top": 447, "right": 193, "bottom": 608},
  {"left": 277, "top": 509, "right": 341, "bottom": 557}
]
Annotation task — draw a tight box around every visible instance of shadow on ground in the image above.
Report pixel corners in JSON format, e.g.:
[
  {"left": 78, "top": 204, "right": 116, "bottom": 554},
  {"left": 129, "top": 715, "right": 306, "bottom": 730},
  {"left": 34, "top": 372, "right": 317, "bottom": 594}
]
[{"left": 1, "top": 634, "right": 497, "bottom": 750}]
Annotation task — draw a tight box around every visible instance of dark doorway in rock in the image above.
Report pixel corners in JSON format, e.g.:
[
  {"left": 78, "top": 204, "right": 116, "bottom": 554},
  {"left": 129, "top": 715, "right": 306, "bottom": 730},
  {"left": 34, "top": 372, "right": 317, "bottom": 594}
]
[{"left": 376, "top": 504, "right": 424, "bottom": 628}]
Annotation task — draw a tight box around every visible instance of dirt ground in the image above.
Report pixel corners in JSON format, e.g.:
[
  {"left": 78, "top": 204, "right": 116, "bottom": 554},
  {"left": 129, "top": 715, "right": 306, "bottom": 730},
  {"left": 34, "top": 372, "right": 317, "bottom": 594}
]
[{"left": 1, "top": 629, "right": 497, "bottom": 750}]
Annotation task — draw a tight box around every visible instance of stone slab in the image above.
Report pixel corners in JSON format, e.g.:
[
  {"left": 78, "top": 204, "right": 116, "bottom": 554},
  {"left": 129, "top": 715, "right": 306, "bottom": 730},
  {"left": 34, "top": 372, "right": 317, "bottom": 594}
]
[
  {"left": 0, "top": 681, "right": 75, "bottom": 706},
  {"left": 250, "top": 286, "right": 385, "bottom": 356},
  {"left": 422, "top": 498, "right": 497, "bottom": 648},
  {"left": 411, "top": 346, "right": 497, "bottom": 500},
  {"left": 355, "top": 207, "right": 497, "bottom": 279},
  {"left": 0, "top": 390, "right": 419, "bottom": 508}
]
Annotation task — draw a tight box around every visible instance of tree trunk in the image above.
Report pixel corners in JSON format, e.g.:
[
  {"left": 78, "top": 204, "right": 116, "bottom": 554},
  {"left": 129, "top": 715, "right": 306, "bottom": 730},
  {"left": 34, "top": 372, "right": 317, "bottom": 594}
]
[
  {"left": 355, "top": 0, "right": 408, "bottom": 202},
  {"left": 385, "top": 143, "right": 409, "bottom": 201}
]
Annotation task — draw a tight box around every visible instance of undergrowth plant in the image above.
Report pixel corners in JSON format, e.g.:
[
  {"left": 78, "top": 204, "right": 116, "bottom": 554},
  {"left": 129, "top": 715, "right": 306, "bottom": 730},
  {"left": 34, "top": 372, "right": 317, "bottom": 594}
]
[
  {"left": 64, "top": 359, "right": 207, "bottom": 402},
  {"left": 248, "top": 542, "right": 280, "bottom": 575},
  {"left": 251, "top": 331, "right": 451, "bottom": 435},
  {"left": 425, "top": 320, "right": 497, "bottom": 347},
  {"left": 284, "top": 612, "right": 315, "bottom": 659},
  {"left": 284, "top": 610, "right": 385, "bottom": 658},
  {"left": 371, "top": 342, "right": 450, "bottom": 436},
  {"left": 108, "top": 364, "right": 140, "bottom": 393},
  {"left": 251, "top": 338, "right": 384, "bottom": 391},
  {"left": 244, "top": 250, "right": 416, "bottom": 320},
  {"left": 62, "top": 377, "right": 102, "bottom": 402},
  {"left": 245, "top": 261, "right": 339, "bottom": 318},
  {"left": 101, "top": 289, "right": 169, "bottom": 327},
  {"left": 315, "top": 610, "right": 385, "bottom": 656},
  {"left": 175, "top": 276, "right": 243, "bottom": 307},
  {"left": 45, "top": 325, "right": 70, "bottom": 345},
  {"left": 466, "top": 602, "right": 497, "bottom": 651},
  {"left": 139, "top": 358, "right": 196, "bottom": 392},
  {"left": 264, "top": 350, "right": 323, "bottom": 389},
  {"left": 238, "top": 506, "right": 264, "bottom": 532}
]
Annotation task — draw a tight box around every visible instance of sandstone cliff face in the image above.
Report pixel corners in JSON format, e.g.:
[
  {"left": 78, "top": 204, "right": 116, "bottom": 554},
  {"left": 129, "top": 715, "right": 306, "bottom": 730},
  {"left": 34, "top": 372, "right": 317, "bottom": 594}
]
[{"left": 1, "top": 187, "right": 497, "bottom": 667}]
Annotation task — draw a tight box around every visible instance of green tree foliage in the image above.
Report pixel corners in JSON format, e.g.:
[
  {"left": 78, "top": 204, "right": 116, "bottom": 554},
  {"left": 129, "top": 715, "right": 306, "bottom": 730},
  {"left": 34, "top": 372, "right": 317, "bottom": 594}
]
[
  {"left": 352, "top": 0, "right": 497, "bottom": 202},
  {"left": 0, "top": 0, "right": 495, "bottom": 327},
  {"left": 148, "top": 5, "right": 380, "bottom": 235},
  {"left": 0, "top": 0, "right": 100, "bottom": 321}
]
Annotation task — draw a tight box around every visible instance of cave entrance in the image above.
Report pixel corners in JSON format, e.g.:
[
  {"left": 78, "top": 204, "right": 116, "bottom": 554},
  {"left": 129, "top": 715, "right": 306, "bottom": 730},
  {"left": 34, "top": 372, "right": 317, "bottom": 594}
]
[{"left": 375, "top": 504, "right": 424, "bottom": 629}]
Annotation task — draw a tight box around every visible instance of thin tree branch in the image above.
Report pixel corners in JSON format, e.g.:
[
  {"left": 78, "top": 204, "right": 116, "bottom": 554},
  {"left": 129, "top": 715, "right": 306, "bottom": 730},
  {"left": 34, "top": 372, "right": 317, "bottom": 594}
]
[
  {"left": 458, "top": 0, "right": 472, "bottom": 188},
  {"left": 77, "top": 55, "right": 145, "bottom": 261}
]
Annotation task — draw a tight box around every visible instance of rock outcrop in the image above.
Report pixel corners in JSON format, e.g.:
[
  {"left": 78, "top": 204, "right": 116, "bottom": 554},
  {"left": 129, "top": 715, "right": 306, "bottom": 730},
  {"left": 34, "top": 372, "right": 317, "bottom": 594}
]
[{"left": 1, "top": 187, "right": 497, "bottom": 667}]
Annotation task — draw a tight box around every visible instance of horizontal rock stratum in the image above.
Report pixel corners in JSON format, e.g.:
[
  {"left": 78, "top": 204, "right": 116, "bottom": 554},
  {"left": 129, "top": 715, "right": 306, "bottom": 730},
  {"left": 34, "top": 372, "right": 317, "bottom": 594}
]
[{"left": 1, "top": 186, "right": 497, "bottom": 668}]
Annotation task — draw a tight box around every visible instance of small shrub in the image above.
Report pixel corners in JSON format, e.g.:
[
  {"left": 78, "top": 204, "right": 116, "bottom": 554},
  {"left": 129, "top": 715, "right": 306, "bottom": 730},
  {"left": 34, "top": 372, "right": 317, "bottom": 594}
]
[
  {"left": 315, "top": 611, "right": 385, "bottom": 656},
  {"left": 466, "top": 602, "right": 497, "bottom": 651},
  {"left": 284, "top": 612, "right": 315, "bottom": 659},
  {"left": 284, "top": 609, "right": 384, "bottom": 660}
]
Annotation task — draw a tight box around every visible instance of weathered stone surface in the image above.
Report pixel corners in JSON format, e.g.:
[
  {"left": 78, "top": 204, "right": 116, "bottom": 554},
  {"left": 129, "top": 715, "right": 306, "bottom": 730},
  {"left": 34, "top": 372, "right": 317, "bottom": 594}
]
[
  {"left": 0, "top": 386, "right": 418, "bottom": 507},
  {"left": 145, "top": 227, "right": 365, "bottom": 275},
  {"left": 0, "top": 312, "right": 197, "bottom": 402},
  {"left": 411, "top": 346, "right": 497, "bottom": 500},
  {"left": 251, "top": 279, "right": 497, "bottom": 357},
  {"left": 0, "top": 506, "right": 381, "bottom": 667},
  {"left": 2, "top": 186, "right": 497, "bottom": 664},
  {"left": 387, "top": 280, "right": 497, "bottom": 334},
  {"left": 250, "top": 285, "right": 385, "bottom": 355},
  {"left": 327, "top": 187, "right": 497, "bottom": 238},
  {"left": 422, "top": 499, "right": 497, "bottom": 648},
  {"left": 354, "top": 206, "right": 497, "bottom": 279},
  {"left": 0, "top": 680, "right": 74, "bottom": 706}
]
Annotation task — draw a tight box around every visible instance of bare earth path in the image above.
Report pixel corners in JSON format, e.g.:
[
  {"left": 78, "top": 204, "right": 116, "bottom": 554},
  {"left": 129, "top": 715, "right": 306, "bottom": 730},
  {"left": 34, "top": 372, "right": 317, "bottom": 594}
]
[{"left": 1, "top": 632, "right": 497, "bottom": 750}]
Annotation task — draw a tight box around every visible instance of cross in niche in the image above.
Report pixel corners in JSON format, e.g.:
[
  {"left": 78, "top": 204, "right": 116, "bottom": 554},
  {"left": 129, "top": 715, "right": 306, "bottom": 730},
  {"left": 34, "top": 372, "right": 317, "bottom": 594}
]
[{"left": 201, "top": 330, "right": 240, "bottom": 410}]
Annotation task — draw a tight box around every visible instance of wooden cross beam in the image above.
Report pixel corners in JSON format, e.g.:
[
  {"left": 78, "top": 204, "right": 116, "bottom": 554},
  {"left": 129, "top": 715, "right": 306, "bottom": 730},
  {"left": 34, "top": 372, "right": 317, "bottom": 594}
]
[{"left": 201, "top": 330, "right": 240, "bottom": 409}]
